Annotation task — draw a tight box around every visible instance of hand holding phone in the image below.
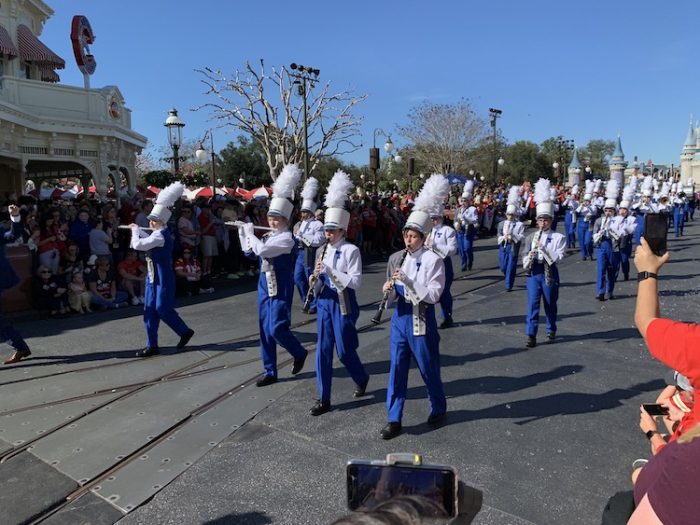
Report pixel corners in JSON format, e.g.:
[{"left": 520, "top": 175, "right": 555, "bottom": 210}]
[
  {"left": 644, "top": 214, "right": 668, "bottom": 256},
  {"left": 642, "top": 403, "right": 670, "bottom": 416}
]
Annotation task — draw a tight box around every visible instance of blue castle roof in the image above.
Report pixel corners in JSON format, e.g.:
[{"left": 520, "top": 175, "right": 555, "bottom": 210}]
[
  {"left": 684, "top": 120, "right": 696, "bottom": 148},
  {"left": 569, "top": 148, "right": 581, "bottom": 169},
  {"left": 612, "top": 136, "right": 624, "bottom": 159}
]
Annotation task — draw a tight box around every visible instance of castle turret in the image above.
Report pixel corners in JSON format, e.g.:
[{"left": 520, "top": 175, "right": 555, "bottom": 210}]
[
  {"left": 567, "top": 147, "right": 582, "bottom": 187},
  {"left": 681, "top": 117, "right": 696, "bottom": 184},
  {"left": 608, "top": 135, "right": 627, "bottom": 183}
]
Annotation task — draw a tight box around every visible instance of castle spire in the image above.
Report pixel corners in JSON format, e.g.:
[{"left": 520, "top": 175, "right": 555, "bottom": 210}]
[
  {"left": 569, "top": 147, "right": 581, "bottom": 169},
  {"left": 684, "top": 117, "right": 696, "bottom": 148},
  {"left": 612, "top": 135, "right": 625, "bottom": 160}
]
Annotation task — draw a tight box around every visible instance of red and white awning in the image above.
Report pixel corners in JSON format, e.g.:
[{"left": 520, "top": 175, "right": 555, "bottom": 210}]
[
  {"left": 0, "top": 25, "right": 18, "bottom": 57},
  {"left": 17, "top": 24, "right": 65, "bottom": 68},
  {"left": 185, "top": 186, "right": 229, "bottom": 201}
]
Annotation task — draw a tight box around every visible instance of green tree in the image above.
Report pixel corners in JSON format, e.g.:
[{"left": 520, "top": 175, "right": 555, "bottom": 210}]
[
  {"left": 500, "top": 141, "right": 552, "bottom": 184},
  {"left": 579, "top": 139, "right": 615, "bottom": 178},
  {"left": 218, "top": 136, "right": 269, "bottom": 188}
]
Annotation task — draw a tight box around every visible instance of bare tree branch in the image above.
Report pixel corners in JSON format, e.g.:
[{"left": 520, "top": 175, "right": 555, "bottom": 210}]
[{"left": 193, "top": 61, "right": 367, "bottom": 181}]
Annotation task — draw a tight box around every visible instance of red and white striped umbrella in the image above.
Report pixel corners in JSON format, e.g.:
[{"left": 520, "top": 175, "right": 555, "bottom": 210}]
[{"left": 185, "top": 186, "right": 229, "bottom": 201}]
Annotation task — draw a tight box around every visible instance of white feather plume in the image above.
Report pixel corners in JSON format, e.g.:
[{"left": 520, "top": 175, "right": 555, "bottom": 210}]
[
  {"left": 571, "top": 184, "right": 579, "bottom": 196},
  {"left": 585, "top": 180, "right": 594, "bottom": 195},
  {"left": 462, "top": 180, "right": 474, "bottom": 197},
  {"left": 324, "top": 170, "right": 354, "bottom": 209},
  {"left": 606, "top": 179, "right": 620, "bottom": 200},
  {"left": 641, "top": 175, "right": 653, "bottom": 192},
  {"left": 272, "top": 164, "right": 302, "bottom": 199},
  {"left": 414, "top": 174, "right": 450, "bottom": 213},
  {"left": 593, "top": 179, "right": 602, "bottom": 193},
  {"left": 507, "top": 185, "right": 521, "bottom": 207},
  {"left": 155, "top": 181, "right": 184, "bottom": 208},
  {"left": 660, "top": 181, "right": 670, "bottom": 196},
  {"left": 628, "top": 175, "right": 639, "bottom": 192},
  {"left": 534, "top": 178, "right": 552, "bottom": 204},
  {"left": 622, "top": 185, "right": 634, "bottom": 203},
  {"left": 300, "top": 177, "right": 319, "bottom": 200}
]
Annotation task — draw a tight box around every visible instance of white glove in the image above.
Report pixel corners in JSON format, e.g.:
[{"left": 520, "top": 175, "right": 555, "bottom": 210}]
[{"left": 242, "top": 222, "right": 254, "bottom": 237}]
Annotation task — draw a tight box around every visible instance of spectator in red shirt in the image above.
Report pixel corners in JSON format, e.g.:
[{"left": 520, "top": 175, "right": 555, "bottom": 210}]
[
  {"left": 117, "top": 249, "right": 147, "bottom": 305},
  {"left": 174, "top": 248, "right": 213, "bottom": 296}
]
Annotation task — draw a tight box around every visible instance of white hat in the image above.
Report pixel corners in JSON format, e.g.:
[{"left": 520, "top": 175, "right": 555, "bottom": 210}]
[
  {"left": 461, "top": 180, "right": 474, "bottom": 200},
  {"left": 148, "top": 181, "right": 185, "bottom": 224},
  {"left": 583, "top": 193, "right": 592, "bottom": 201},
  {"left": 324, "top": 170, "right": 354, "bottom": 231},
  {"left": 535, "top": 178, "right": 554, "bottom": 218},
  {"left": 87, "top": 254, "right": 98, "bottom": 266},
  {"left": 642, "top": 189, "right": 652, "bottom": 197},
  {"left": 619, "top": 200, "right": 630, "bottom": 209},
  {"left": 406, "top": 174, "right": 450, "bottom": 235},
  {"left": 604, "top": 198, "right": 617, "bottom": 209},
  {"left": 506, "top": 204, "right": 517, "bottom": 215},
  {"left": 300, "top": 177, "right": 319, "bottom": 213},
  {"left": 269, "top": 164, "right": 302, "bottom": 220}
]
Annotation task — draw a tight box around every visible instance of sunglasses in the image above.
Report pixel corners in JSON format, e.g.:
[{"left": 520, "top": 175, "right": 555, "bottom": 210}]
[{"left": 40, "top": 270, "right": 51, "bottom": 274}]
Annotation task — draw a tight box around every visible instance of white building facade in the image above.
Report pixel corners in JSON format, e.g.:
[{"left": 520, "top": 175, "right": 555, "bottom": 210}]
[{"left": 0, "top": 0, "right": 146, "bottom": 198}]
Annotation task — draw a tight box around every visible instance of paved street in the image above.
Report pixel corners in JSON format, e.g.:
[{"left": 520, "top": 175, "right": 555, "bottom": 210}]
[{"left": 1, "top": 223, "right": 698, "bottom": 525}]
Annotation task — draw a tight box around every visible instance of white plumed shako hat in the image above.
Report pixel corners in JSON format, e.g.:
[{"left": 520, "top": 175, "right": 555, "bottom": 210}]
[
  {"left": 269, "top": 164, "right": 302, "bottom": 219},
  {"left": 534, "top": 178, "right": 554, "bottom": 219},
  {"left": 300, "top": 177, "right": 319, "bottom": 213},
  {"left": 148, "top": 181, "right": 185, "bottom": 224},
  {"left": 324, "top": 170, "right": 353, "bottom": 231},
  {"left": 405, "top": 174, "right": 450, "bottom": 235}
]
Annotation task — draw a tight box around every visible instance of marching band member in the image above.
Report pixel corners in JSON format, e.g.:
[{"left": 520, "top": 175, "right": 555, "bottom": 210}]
[
  {"left": 549, "top": 187, "right": 560, "bottom": 232},
  {"left": 454, "top": 180, "right": 479, "bottom": 271},
  {"left": 632, "top": 177, "right": 657, "bottom": 246},
  {"left": 308, "top": 170, "right": 369, "bottom": 416},
  {"left": 562, "top": 185, "right": 579, "bottom": 249},
  {"left": 671, "top": 184, "right": 686, "bottom": 237},
  {"left": 575, "top": 182, "right": 597, "bottom": 261},
  {"left": 380, "top": 174, "right": 449, "bottom": 440},
  {"left": 497, "top": 186, "right": 525, "bottom": 292},
  {"left": 129, "top": 182, "right": 194, "bottom": 358},
  {"left": 523, "top": 179, "right": 566, "bottom": 348},
  {"left": 592, "top": 181, "right": 622, "bottom": 301},
  {"left": 426, "top": 202, "right": 457, "bottom": 328},
  {"left": 293, "top": 177, "right": 324, "bottom": 313},
  {"left": 2, "top": 204, "right": 32, "bottom": 364},
  {"left": 238, "top": 165, "right": 308, "bottom": 387},
  {"left": 612, "top": 186, "right": 637, "bottom": 281}
]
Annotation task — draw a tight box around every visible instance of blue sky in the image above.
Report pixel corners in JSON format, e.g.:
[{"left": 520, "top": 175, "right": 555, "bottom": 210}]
[{"left": 42, "top": 1, "right": 698, "bottom": 169}]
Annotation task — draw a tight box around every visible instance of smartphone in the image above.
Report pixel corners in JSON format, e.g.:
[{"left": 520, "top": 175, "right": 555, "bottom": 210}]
[
  {"left": 644, "top": 214, "right": 668, "bottom": 256},
  {"left": 346, "top": 460, "right": 458, "bottom": 517},
  {"left": 642, "top": 403, "right": 670, "bottom": 416}
]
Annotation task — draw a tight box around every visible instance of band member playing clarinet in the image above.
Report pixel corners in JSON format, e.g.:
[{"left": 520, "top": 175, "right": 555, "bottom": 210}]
[
  {"left": 523, "top": 179, "right": 566, "bottom": 348},
  {"left": 129, "top": 182, "right": 194, "bottom": 358},
  {"left": 308, "top": 170, "right": 369, "bottom": 416},
  {"left": 238, "top": 165, "right": 308, "bottom": 387},
  {"left": 498, "top": 186, "right": 525, "bottom": 292},
  {"left": 592, "top": 181, "right": 622, "bottom": 301},
  {"left": 454, "top": 180, "right": 479, "bottom": 272},
  {"left": 380, "top": 174, "right": 449, "bottom": 440}
]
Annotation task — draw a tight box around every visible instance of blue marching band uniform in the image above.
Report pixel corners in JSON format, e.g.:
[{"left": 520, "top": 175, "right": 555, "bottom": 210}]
[
  {"left": 611, "top": 204, "right": 636, "bottom": 282},
  {"left": 426, "top": 215, "right": 457, "bottom": 328},
  {"left": 454, "top": 197, "right": 479, "bottom": 271},
  {"left": 497, "top": 213, "right": 525, "bottom": 292},
  {"left": 562, "top": 192, "right": 579, "bottom": 249},
  {"left": 522, "top": 197, "right": 566, "bottom": 349},
  {"left": 293, "top": 211, "right": 324, "bottom": 311},
  {"left": 130, "top": 190, "right": 194, "bottom": 358},
  {"left": 1, "top": 207, "right": 32, "bottom": 364},
  {"left": 671, "top": 192, "right": 686, "bottom": 237},
  {"left": 632, "top": 195, "right": 658, "bottom": 247},
  {"left": 592, "top": 210, "right": 622, "bottom": 301},
  {"left": 575, "top": 197, "right": 597, "bottom": 261}
]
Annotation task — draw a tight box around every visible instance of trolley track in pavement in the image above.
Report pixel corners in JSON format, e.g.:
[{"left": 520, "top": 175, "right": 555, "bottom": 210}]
[{"left": 9, "top": 261, "right": 520, "bottom": 523}]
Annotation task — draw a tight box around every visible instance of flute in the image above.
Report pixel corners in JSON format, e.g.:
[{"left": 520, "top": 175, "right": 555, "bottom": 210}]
[
  {"left": 224, "top": 220, "right": 274, "bottom": 232},
  {"left": 371, "top": 248, "right": 410, "bottom": 325},
  {"left": 119, "top": 225, "right": 153, "bottom": 233}
]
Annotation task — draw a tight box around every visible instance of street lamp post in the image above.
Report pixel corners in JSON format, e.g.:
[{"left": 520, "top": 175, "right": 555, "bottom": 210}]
[
  {"left": 290, "top": 63, "right": 320, "bottom": 181},
  {"left": 195, "top": 130, "right": 217, "bottom": 201},
  {"left": 370, "top": 128, "right": 393, "bottom": 189},
  {"left": 164, "top": 108, "right": 185, "bottom": 174},
  {"left": 554, "top": 137, "right": 574, "bottom": 184},
  {"left": 488, "top": 108, "right": 502, "bottom": 182}
]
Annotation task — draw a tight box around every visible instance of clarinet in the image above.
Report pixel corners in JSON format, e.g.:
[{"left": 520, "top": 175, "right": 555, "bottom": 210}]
[
  {"left": 523, "top": 228, "right": 543, "bottom": 271},
  {"left": 371, "top": 248, "right": 410, "bottom": 325},
  {"left": 302, "top": 241, "right": 329, "bottom": 313}
]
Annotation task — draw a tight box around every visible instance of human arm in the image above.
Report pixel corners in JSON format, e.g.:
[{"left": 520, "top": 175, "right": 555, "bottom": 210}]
[
  {"left": 399, "top": 253, "right": 445, "bottom": 305},
  {"left": 130, "top": 228, "right": 165, "bottom": 251},
  {"left": 247, "top": 231, "right": 295, "bottom": 258},
  {"left": 539, "top": 233, "right": 566, "bottom": 264},
  {"left": 633, "top": 237, "right": 670, "bottom": 339},
  {"left": 322, "top": 245, "right": 362, "bottom": 291}
]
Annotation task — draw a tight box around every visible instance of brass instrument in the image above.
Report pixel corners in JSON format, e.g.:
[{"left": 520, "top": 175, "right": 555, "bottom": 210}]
[
  {"left": 302, "top": 241, "right": 329, "bottom": 313},
  {"left": 658, "top": 195, "right": 670, "bottom": 206},
  {"left": 372, "top": 249, "right": 410, "bottom": 325}
]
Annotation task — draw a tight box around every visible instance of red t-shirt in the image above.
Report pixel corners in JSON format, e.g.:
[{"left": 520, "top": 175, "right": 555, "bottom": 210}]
[
  {"left": 117, "top": 259, "right": 144, "bottom": 281},
  {"left": 198, "top": 213, "right": 215, "bottom": 237}
]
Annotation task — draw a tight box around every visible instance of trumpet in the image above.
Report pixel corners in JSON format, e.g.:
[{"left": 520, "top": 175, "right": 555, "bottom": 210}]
[
  {"left": 659, "top": 195, "right": 670, "bottom": 205},
  {"left": 302, "top": 241, "right": 329, "bottom": 313},
  {"left": 372, "top": 249, "right": 409, "bottom": 325},
  {"left": 224, "top": 220, "right": 275, "bottom": 232}
]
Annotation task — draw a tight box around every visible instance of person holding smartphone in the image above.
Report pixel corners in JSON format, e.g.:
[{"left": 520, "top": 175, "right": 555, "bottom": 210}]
[{"left": 629, "top": 238, "right": 700, "bottom": 524}]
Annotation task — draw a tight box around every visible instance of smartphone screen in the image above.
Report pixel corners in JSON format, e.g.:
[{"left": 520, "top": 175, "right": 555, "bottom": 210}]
[
  {"left": 346, "top": 463, "right": 457, "bottom": 517},
  {"left": 644, "top": 214, "right": 668, "bottom": 256},
  {"left": 642, "top": 403, "right": 670, "bottom": 416}
]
